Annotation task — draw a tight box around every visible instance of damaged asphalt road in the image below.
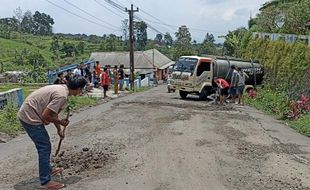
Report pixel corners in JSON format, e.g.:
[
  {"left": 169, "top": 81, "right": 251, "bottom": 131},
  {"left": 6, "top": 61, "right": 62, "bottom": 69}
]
[{"left": 0, "top": 85, "right": 310, "bottom": 190}]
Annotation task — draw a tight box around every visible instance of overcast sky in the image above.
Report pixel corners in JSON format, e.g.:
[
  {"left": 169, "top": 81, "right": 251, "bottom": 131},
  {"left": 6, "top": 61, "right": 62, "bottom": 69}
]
[{"left": 0, "top": 0, "right": 267, "bottom": 42}]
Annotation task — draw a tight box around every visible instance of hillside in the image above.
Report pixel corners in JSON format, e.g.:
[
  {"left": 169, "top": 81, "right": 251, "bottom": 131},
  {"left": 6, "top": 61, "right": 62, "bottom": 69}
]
[{"left": 0, "top": 34, "right": 101, "bottom": 73}]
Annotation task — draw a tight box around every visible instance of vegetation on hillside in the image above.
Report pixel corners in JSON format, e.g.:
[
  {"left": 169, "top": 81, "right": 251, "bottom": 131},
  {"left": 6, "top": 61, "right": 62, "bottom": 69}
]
[{"left": 228, "top": 0, "right": 310, "bottom": 136}]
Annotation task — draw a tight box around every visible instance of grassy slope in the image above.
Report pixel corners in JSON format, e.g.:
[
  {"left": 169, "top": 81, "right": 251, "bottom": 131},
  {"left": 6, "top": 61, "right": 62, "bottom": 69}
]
[{"left": 0, "top": 35, "right": 101, "bottom": 71}]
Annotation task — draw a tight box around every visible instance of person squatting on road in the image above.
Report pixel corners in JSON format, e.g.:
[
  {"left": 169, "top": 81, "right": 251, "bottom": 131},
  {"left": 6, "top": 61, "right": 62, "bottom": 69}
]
[
  {"left": 17, "top": 77, "right": 87, "bottom": 189},
  {"left": 215, "top": 77, "right": 230, "bottom": 105}
]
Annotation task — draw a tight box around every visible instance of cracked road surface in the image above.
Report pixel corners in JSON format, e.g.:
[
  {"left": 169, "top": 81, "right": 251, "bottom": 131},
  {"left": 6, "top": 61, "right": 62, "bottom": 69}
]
[{"left": 0, "top": 85, "right": 310, "bottom": 190}]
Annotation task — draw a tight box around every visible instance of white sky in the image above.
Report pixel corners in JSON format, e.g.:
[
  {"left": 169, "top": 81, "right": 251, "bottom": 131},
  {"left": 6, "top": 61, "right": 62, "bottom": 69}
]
[{"left": 0, "top": 0, "right": 267, "bottom": 42}]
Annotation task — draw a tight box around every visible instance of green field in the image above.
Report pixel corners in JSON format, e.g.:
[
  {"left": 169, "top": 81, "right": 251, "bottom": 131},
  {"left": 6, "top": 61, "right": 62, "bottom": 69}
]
[{"left": 0, "top": 34, "right": 101, "bottom": 72}]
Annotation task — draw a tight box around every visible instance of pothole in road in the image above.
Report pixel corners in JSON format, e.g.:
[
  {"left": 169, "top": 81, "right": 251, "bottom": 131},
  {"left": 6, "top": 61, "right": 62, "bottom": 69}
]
[{"left": 52, "top": 142, "right": 124, "bottom": 175}]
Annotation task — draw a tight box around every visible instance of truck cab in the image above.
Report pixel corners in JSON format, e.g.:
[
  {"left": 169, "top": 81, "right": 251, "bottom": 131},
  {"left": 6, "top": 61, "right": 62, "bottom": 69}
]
[{"left": 170, "top": 56, "right": 214, "bottom": 99}]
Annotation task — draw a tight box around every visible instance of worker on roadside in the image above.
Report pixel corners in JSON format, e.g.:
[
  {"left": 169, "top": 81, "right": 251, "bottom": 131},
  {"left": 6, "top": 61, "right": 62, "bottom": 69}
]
[
  {"left": 17, "top": 76, "right": 87, "bottom": 190},
  {"left": 236, "top": 67, "right": 249, "bottom": 105},
  {"left": 215, "top": 77, "right": 230, "bottom": 105},
  {"left": 101, "top": 67, "right": 110, "bottom": 98},
  {"left": 113, "top": 65, "right": 119, "bottom": 94},
  {"left": 229, "top": 65, "right": 240, "bottom": 104}
]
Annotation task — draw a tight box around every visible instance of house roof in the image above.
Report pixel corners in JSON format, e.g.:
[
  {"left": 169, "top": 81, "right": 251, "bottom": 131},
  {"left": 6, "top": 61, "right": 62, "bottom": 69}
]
[{"left": 89, "top": 49, "right": 174, "bottom": 70}]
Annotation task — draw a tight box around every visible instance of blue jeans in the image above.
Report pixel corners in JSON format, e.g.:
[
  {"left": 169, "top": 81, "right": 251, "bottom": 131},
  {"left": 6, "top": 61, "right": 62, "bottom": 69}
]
[{"left": 20, "top": 119, "right": 52, "bottom": 185}]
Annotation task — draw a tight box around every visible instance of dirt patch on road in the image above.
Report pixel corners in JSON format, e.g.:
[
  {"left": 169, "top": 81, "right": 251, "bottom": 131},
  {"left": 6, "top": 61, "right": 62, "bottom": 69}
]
[
  {"left": 113, "top": 100, "right": 235, "bottom": 112},
  {"left": 52, "top": 142, "right": 124, "bottom": 175}
]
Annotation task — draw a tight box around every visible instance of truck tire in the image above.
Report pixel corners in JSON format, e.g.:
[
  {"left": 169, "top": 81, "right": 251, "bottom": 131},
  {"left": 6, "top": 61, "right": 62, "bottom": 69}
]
[
  {"left": 199, "top": 88, "right": 209, "bottom": 100},
  {"left": 179, "top": 90, "right": 188, "bottom": 99}
]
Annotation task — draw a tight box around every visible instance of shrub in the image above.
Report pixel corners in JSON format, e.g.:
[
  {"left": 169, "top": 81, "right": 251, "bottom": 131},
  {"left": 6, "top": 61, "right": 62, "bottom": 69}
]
[{"left": 0, "top": 104, "right": 21, "bottom": 135}]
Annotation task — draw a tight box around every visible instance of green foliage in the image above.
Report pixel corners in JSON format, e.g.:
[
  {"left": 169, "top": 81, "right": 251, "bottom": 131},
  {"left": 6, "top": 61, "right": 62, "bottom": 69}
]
[
  {"left": 291, "top": 114, "right": 310, "bottom": 137},
  {"left": 255, "top": 0, "right": 310, "bottom": 35},
  {"left": 135, "top": 21, "right": 148, "bottom": 51},
  {"left": 0, "top": 104, "right": 21, "bottom": 135},
  {"left": 223, "top": 27, "right": 248, "bottom": 57},
  {"left": 164, "top": 32, "right": 173, "bottom": 47},
  {"left": 68, "top": 96, "right": 98, "bottom": 111},
  {"left": 241, "top": 38, "right": 310, "bottom": 100},
  {"left": 246, "top": 87, "right": 289, "bottom": 118}
]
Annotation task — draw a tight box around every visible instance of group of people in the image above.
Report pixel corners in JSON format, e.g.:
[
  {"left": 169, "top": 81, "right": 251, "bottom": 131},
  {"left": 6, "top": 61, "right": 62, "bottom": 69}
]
[
  {"left": 54, "top": 61, "right": 126, "bottom": 98},
  {"left": 215, "top": 65, "right": 248, "bottom": 105},
  {"left": 93, "top": 61, "right": 126, "bottom": 98}
]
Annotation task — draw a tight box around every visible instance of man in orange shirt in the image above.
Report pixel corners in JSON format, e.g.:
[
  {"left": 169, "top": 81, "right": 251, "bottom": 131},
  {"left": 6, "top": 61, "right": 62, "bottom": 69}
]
[
  {"left": 95, "top": 61, "right": 101, "bottom": 79},
  {"left": 101, "top": 67, "right": 110, "bottom": 98},
  {"left": 215, "top": 77, "right": 230, "bottom": 105}
]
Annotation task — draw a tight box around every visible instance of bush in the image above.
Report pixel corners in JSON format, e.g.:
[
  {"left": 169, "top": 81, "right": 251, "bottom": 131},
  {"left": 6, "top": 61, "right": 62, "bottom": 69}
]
[
  {"left": 246, "top": 87, "right": 289, "bottom": 118},
  {"left": 291, "top": 114, "right": 310, "bottom": 137},
  {"left": 242, "top": 39, "right": 310, "bottom": 100},
  {"left": 0, "top": 104, "right": 21, "bottom": 135}
]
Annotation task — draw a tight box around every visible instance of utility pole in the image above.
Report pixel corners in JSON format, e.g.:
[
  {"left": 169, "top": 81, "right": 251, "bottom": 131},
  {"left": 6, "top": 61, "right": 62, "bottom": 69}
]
[{"left": 126, "top": 4, "right": 138, "bottom": 90}]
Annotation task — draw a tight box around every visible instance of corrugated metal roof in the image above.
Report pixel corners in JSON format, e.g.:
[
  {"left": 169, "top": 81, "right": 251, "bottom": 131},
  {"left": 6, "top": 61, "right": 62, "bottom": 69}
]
[{"left": 89, "top": 49, "right": 173, "bottom": 70}]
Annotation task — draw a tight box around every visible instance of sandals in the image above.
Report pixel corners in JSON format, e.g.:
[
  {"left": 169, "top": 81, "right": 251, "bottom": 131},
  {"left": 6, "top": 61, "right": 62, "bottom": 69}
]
[
  {"left": 51, "top": 167, "right": 64, "bottom": 176},
  {"left": 41, "top": 181, "right": 65, "bottom": 189}
]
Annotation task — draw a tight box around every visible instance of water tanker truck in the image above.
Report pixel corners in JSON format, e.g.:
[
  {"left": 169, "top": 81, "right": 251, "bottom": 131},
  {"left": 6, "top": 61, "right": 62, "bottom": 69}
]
[{"left": 169, "top": 56, "right": 264, "bottom": 99}]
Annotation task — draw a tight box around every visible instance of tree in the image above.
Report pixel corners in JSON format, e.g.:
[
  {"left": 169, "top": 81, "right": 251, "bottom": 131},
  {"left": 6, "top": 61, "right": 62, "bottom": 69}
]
[
  {"left": 0, "top": 24, "right": 12, "bottom": 39},
  {"left": 13, "top": 7, "right": 23, "bottom": 32},
  {"left": 201, "top": 33, "right": 217, "bottom": 55},
  {"left": 76, "top": 41, "right": 85, "bottom": 54},
  {"left": 32, "top": 11, "right": 54, "bottom": 35},
  {"left": 154, "top": 34, "right": 163, "bottom": 43},
  {"left": 122, "top": 19, "right": 129, "bottom": 49},
  {"left": 134, "top": 21, "right": 148, "bottom": 50},
  {"left": 255, "top": 0, "right": 310, "bottom": 35},
  {"left": 164, "top": 32, "right": 173, "bottom": 47},
  {"left": 0, "top": 17, "right": 19, "bottom": 31},
  {"left": 60, "top": 42, "right": 76, "bottom": 57},
  {"left": 50, "top": 36, "right": 60, "bottom": 53},
  {"left": 21, "top": 10, "right": 34, "bottom": 34},
  {"left": 223, "top": 27, "right": 248, "bottom": 57},
  {"left": 174, "top": 25, "right": 194, "bottom": 59}
]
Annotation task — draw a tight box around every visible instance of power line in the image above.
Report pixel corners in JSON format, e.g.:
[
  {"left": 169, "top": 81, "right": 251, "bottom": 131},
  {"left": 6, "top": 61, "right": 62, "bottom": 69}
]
[
  {"left": 45, "top": 0, "right": 119, "bottom": 31},
  {"left": 93, "top": 0, "right": 126, "bottom": 19},
  {"left": 102, "top": 0, "right": 167, "bottom": 35},
  {"left": 126, "top": 2, "right": 226, "bottom": 35},
  {"left": 63, "top": 0, "right": 118, "bottom": 29},
  {"left": 134, "top": 15, "right": 165, "bottom": 35}
]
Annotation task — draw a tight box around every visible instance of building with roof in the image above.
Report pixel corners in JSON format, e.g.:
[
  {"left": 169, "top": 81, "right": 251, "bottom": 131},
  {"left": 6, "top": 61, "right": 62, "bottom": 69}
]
[{"left": 89, "top": 49, "right": 175, "bottom": 80}]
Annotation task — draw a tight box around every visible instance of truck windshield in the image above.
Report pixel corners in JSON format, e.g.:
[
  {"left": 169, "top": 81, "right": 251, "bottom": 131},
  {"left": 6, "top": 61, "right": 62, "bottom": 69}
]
[{"left": 174, "top": 57, "right": 198, "bottom": 74}]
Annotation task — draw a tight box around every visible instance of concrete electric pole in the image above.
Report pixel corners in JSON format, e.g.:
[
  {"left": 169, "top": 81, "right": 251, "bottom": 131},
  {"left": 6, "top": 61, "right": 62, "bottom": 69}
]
[{"left": 125, "top": 4, "right": 138, "bottom": 90}]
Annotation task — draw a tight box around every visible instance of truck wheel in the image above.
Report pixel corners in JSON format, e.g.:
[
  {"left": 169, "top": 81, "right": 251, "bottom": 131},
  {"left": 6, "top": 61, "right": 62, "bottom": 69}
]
[
  {"left": 199, "top": 88, "right": 209, "bottom": 100},
  {"left": 179, "top": 90, "right": 188, "bottom": 99}
]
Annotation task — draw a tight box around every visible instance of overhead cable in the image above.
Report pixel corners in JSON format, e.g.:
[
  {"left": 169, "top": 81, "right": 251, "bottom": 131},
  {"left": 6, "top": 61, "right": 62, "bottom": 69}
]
[
  {"left": 93, "top": 0, "right": 126, "bottom": 19},
  {"left": 63, "top": 0, "right": 119, "bottom": 29},
  {"left": 45, "top": 0, "right": 119, "bottom": 31}
]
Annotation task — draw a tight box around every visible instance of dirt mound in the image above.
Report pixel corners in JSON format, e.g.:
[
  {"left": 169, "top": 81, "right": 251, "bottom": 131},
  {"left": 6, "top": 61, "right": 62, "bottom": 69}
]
[{"left": 52, "top": 144, "right": 118, "bottom": 175}]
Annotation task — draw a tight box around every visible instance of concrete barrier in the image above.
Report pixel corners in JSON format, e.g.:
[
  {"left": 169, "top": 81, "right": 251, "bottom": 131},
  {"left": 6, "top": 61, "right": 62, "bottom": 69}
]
[{"left": 0, "top": 88, "right": 23, "bottom": 109}]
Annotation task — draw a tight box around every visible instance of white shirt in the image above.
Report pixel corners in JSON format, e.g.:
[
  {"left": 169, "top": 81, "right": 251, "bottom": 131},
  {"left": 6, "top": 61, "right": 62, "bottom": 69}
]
[{"left": 73, "top": 68, "right": 81, "bottom": 76}]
